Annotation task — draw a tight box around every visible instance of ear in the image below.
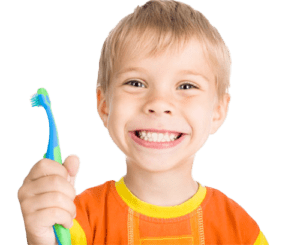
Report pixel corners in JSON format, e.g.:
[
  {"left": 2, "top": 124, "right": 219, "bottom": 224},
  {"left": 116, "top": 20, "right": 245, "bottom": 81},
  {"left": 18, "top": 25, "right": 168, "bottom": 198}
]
[
  {"left": 96, "top": 87, "right": 109, "bottom": 128},
  {"left": 210, "top": 93, "right": 231, "bottom": 134}
]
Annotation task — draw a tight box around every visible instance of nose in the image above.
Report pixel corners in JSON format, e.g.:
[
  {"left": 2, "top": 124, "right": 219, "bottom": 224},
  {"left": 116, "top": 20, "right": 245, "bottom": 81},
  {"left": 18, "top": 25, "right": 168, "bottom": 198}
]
[{"left": 142, "top": 82, "right": 176, "bottom": 116}]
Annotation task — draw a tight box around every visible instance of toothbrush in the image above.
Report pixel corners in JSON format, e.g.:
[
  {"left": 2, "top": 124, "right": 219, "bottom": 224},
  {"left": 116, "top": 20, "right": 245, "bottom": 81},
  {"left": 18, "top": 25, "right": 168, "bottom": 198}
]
[{"left": 30, "top": 88, "right": 71, "bottom": 245}]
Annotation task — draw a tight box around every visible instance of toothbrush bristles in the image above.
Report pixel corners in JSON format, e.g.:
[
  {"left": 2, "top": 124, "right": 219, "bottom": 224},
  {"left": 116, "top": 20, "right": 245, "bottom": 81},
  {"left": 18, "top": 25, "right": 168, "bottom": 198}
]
[{"left": 30, "top": 93, "right": 41, "bottom": 107}]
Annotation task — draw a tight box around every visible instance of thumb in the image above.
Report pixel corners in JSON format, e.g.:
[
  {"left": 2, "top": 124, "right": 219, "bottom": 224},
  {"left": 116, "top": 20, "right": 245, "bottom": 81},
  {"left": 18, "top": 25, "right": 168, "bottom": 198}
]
[{"left": 63, "top": 154, "right": 80, "bottom": 186}]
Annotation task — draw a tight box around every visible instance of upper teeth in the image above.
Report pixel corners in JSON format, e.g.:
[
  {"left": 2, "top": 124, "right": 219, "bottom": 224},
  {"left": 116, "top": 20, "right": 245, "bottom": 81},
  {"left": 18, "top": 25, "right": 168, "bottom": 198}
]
[{"left": 138, "top": 131, "right": 180, "bottom": 142}]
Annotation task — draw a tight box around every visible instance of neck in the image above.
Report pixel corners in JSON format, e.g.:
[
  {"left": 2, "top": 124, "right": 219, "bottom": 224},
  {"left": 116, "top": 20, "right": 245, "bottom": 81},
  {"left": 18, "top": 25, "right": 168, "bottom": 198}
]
[{"left": 124, "top": 160, "right": 198, "bottom": 206}]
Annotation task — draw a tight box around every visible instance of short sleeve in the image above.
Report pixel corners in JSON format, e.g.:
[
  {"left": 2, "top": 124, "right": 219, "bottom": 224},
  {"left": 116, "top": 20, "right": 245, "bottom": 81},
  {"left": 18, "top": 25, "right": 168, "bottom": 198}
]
[
  {"left": 253, "top": 231, "right": 269, "bottom": 245},
  {"left": 69, "top": 190, "right": 93, "bottom": 245}
]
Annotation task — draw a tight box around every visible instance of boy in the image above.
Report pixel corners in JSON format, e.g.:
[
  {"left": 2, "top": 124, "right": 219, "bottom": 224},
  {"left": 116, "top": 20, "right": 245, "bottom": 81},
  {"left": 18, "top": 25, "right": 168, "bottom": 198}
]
[{"left": 18, "top": 0, "right": 268, "bottom": 244}]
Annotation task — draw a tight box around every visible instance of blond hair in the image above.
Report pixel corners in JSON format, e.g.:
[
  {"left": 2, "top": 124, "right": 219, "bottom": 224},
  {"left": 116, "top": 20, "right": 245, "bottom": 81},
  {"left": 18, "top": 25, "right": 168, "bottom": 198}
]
[{"left": 96, "top": 0, "right": 231, "bottom": 104}]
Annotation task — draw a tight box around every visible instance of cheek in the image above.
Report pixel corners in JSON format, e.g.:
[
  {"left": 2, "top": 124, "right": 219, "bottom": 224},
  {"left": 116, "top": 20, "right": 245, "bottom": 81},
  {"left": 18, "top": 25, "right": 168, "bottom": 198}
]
[
  {"left": 185, "top": 100, "right": 214, "bottom": 133},
  {"left": 107, "top": 95, "right": 134, "bottom": 138}
]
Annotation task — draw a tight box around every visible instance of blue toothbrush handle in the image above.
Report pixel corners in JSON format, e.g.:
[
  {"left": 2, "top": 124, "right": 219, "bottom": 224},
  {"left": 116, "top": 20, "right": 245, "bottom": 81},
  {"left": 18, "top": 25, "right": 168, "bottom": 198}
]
[{"left": 32, "top": 88, "right": 71, "bottom": 245}]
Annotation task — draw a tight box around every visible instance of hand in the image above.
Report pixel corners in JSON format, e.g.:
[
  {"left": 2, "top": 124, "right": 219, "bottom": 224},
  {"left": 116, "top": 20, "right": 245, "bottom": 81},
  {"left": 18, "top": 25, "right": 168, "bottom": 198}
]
[{"left": 18, "top": 155, "right": 80, "bottom": 245}]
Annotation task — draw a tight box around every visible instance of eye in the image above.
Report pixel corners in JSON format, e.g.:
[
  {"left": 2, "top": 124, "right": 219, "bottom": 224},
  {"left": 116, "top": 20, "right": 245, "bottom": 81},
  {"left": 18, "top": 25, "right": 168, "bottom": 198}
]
[
  {"left": 178, "top": 83, "right": 198, "bottom": 90},
  {"left": 125, "top": 80, "right": 145, "bottom": 88},
  {"left": 124, "top": 80, "right": 198, "bottom": 90}
]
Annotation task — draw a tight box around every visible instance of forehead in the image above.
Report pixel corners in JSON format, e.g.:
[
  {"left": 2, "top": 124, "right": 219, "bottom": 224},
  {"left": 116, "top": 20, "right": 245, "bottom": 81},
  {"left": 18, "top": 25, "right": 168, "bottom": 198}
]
[{"left": 114, "top": 37, "right": 214, "bottom": 83}]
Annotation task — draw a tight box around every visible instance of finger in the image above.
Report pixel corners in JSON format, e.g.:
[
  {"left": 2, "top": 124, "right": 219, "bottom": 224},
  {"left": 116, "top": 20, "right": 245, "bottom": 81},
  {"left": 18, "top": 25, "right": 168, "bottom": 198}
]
[
  {"left": 19, "top": 175, "right": 76, "bottom": 203},
  {"left": 26, "top": 207, "right": 75, "bottom": 230},
  {"left": 63, "top": 155, "right": 80, "bottom": 178},
  {"left": 22, "top": 191, "right": 76, "bottom": 219},
  {"left": 63, "top": 155, "right": 80, "bottom": 186},
  {"left": 24, "top": 159, "right": 70, "bottom": 184}
]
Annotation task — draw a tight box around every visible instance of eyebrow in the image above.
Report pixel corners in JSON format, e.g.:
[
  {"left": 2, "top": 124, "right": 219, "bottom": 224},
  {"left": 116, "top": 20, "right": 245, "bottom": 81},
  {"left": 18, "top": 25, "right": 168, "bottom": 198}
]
[
  {"left": 115, "top": 67, "right": 147, "bottom": 78},
  {"left": 115, "top": 67, "right": 210, "bottom": 83},
  {"left": 179, "top": 69, "right": 210, "bottom": 83}
]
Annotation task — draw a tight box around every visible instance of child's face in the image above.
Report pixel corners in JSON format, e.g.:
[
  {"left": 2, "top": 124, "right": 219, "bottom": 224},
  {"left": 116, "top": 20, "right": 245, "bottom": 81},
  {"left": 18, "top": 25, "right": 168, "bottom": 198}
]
[{"left": 97, "top": 37, "right": 229, "bottom": 173}]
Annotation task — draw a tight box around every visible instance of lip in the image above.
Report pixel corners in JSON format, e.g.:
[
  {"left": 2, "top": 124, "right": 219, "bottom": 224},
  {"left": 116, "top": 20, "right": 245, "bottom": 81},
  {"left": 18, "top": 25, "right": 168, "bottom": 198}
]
[{"left": 128, "top": 131, "right": 186, "bottom": 149}]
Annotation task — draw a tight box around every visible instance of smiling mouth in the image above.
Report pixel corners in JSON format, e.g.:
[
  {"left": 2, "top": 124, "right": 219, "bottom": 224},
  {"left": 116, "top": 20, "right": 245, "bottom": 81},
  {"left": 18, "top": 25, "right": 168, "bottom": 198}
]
[{"left": 134, "top": 130, "right": 183, "bottom": 142}]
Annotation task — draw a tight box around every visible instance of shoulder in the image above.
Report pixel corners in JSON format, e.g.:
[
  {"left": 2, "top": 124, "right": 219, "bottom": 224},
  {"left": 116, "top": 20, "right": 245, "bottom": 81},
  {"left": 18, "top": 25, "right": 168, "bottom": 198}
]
[
  {"left": 202, "top": 186, "right": 260, "bottom": 244},
  {"left": 74, "top": 180, "right": 114, "bottom": 206},
  {"left": 70, "top": 180, "right": 115, "bottom": 244},
  {"left": 203, "top": 186, "right": 255, "bottom": 217}
]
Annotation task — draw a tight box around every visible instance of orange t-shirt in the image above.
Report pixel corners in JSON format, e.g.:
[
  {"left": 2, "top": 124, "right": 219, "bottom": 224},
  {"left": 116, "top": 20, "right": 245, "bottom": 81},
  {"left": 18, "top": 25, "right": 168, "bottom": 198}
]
[{"left": 70, "top": 177, "right": 268, "bottom": 245}]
